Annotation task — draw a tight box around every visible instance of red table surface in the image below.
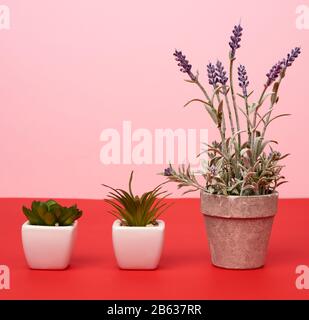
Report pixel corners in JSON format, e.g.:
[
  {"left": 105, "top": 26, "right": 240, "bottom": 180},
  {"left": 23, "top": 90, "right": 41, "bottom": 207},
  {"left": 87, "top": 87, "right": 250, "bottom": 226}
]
[{"left": 0, "top": 198, "right": 309, "bottom": 300}]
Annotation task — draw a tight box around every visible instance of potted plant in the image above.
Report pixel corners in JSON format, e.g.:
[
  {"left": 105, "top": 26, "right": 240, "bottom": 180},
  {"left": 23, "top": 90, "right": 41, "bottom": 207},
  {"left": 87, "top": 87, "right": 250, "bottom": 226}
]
[
  {"left": 103, "top": 171, "right": 171, "bottom": 270},
  {"left": 21, "top": 200, "right": 83, "bottom": 269},
  {"left": 163, "top": 24, "right": 301, "bottom": 269}
]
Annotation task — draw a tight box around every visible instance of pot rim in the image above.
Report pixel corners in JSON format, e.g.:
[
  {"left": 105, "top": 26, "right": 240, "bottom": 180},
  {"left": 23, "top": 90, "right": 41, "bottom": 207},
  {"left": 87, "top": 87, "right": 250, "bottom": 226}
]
[
  {"left": 200, "top": 190, "right": 278, "bottom": 199},
  {"left": 112, "top": 219, "right": 165, "bottom": 230},
  {"left": 201, "top": 190, "right": 278, "bottom": 218},
  {"left": 22, "top": 220, "right": 78, "bottom": 230}
]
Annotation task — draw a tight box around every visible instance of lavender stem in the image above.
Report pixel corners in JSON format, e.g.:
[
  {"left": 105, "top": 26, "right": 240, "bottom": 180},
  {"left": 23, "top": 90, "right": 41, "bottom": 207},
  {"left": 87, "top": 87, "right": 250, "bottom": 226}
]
[
  {"left": 229, "top": 58, "right": 241, "bottom": 148},
  {"left": 261, "top": 77, "right": 283, "bottom": 139}
]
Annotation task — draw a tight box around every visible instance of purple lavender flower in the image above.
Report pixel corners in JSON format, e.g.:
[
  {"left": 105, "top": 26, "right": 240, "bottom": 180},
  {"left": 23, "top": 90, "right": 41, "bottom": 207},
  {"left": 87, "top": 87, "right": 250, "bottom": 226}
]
[
  {"left": 268, "top": 151, "right": 281, "bottom": 161},
  {"left": 229, "top": 24, "right": 243, "bottom": 59},
  {"left": 207, "top": 62, "right": 218, "bottom": 88},
  {"left": 215, "top": 60, "right": 228, "bottom": 85},
  {"left": 282, "top": 47, "right": 301, "bottom": 68},
  {"left": 209, "top": 165, "right": 217, "bottom": 176},
  {"left": 265, "top": 61, "right": 283, "bottom": 87},
  {"left": 266, "top": 47, "right": 301, "bottom": 87},
  {"left": 164, "top": 167, "right": 173, "bottom": 176},
  {"left": 212, "top": 140, "right": 221, "bottom": 149},
  {"left": 238, "top": 64, "right": 249, "bottom": 97},
  {"left": 173, "top": 50, "right": 196, "bottom": 81}
]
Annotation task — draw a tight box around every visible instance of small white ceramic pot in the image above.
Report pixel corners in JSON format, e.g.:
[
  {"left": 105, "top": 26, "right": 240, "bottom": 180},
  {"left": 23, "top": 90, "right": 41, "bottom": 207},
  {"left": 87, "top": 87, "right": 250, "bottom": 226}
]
[
  {"left": 21, "top": 221, "right": 78, "bottom": 270},
  {"left": 112, "top": 220, "right": 165, "bottom": 270}
]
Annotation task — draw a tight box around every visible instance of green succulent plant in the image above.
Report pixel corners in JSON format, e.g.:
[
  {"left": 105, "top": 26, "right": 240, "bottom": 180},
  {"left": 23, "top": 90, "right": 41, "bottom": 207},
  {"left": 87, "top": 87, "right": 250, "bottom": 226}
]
[
  {"left": 103, "top": 171, "right": 172, "bottom": 227},
  {"left": 22, "top": 200, "right": 83, "bottom": 226}
]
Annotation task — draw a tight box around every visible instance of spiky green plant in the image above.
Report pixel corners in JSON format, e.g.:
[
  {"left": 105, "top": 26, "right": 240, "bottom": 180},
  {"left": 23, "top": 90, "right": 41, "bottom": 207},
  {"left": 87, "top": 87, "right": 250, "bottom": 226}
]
[
  {"left": 22, "top": 200, "right": 83, "bottom": 226},
  {"left": 103, "top": 171, "right": 171, "bottom": 226}
]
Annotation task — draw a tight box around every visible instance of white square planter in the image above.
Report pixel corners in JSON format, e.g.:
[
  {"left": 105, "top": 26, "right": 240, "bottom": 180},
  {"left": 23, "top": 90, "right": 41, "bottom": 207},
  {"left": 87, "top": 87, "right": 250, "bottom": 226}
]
[
  {"left": 21, "top": 221, "right": 78, "bottom": 270},
  {"left": 112, "top": 219, "right": 165, "bottom": 270}
]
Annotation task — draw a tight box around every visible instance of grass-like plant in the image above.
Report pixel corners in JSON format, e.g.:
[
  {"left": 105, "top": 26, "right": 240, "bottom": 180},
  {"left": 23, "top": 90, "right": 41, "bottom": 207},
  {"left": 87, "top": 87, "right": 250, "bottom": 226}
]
[
  {"left": 103, "top": 171, "right": 171, "bottom": 226},
  {"left": 22, "top": 200, "right": 83, "bottom": 226},
  {"left": 163, "top": 23, "right": 301, "bottom": 196}
]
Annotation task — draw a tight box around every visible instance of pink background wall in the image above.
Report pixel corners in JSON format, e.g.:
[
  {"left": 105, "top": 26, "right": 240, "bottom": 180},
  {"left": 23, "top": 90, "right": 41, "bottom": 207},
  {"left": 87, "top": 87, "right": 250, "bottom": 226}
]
[{"left": 0, "top": 0, "right": 308, "bottom": 199}]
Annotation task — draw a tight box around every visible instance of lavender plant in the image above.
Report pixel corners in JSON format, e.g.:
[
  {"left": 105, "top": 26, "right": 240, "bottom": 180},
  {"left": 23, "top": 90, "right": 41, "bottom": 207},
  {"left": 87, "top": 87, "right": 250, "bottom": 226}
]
[{"left": 165, "top": 24, "right": 301, "bottom": 196}]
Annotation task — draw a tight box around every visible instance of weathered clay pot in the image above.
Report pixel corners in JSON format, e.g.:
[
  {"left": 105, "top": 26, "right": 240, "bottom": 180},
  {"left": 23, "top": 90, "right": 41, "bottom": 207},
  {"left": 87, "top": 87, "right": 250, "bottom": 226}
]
[{"left": 201, "top": 191, "right": 278, "bottom": 269}]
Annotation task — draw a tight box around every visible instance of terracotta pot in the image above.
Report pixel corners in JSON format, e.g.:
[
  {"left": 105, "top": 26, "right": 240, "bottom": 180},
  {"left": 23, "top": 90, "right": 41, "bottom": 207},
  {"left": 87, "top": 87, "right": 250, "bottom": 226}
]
[{"left": 201, "top": 191, "right": 278, "bottom": 269}]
